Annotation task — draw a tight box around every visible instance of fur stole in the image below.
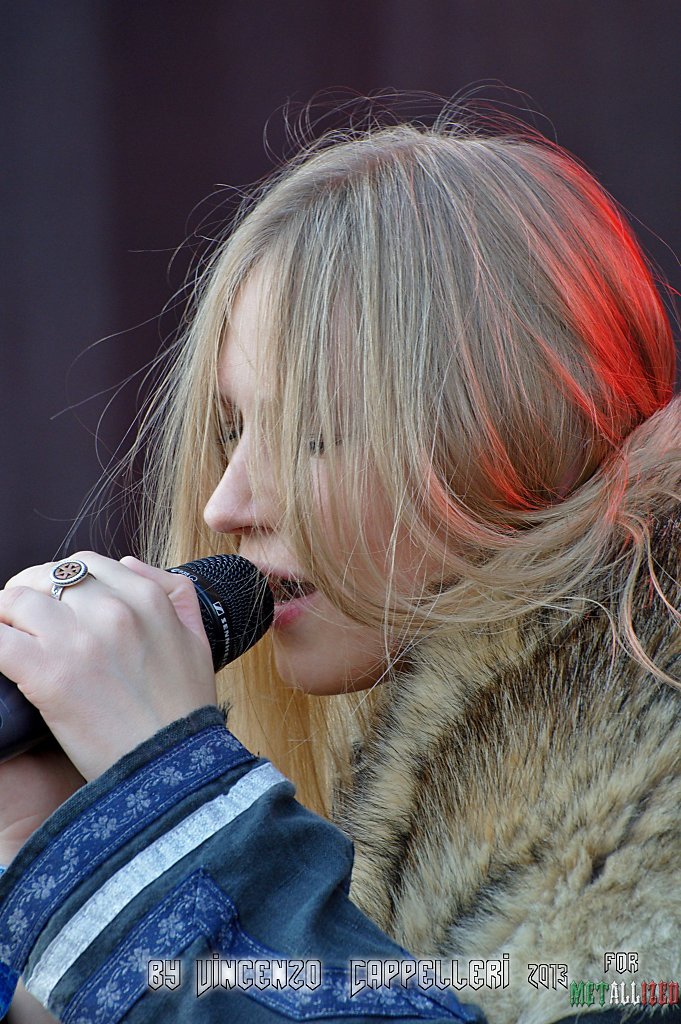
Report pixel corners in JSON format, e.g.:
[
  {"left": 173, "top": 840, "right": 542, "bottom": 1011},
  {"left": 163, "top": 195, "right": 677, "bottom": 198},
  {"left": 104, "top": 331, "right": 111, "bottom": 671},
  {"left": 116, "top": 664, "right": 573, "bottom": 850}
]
[{"left": 336, "top": 398, "right": 681, "bottom": 1024}]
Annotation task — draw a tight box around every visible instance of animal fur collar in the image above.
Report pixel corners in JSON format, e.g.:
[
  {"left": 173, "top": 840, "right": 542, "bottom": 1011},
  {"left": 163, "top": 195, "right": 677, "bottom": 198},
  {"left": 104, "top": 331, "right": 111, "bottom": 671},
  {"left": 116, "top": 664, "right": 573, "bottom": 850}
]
[{"left": 336, "top": 397, "right": 681, "bottom": 1024}]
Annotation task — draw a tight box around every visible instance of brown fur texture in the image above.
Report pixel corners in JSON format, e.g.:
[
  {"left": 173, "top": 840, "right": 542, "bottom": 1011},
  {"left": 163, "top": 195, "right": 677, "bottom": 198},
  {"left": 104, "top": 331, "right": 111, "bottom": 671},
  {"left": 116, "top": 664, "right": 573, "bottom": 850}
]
[{"left": 335, "top": 409, "right": 681, "bottom": 1024}]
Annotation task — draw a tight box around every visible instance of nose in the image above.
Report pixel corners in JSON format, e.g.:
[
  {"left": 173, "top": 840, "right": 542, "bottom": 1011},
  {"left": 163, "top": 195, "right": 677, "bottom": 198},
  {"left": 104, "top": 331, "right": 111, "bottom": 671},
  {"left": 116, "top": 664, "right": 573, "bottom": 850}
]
[{"left": 203, "top": 436, "right": 269, "bottom": 536}]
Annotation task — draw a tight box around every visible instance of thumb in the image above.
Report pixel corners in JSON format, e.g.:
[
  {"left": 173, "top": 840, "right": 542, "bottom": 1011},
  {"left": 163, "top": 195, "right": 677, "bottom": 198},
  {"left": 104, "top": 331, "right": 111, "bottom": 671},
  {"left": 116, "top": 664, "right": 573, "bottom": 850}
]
[{"left": 119, "top": 556, "right": 209, "bottom": 649}]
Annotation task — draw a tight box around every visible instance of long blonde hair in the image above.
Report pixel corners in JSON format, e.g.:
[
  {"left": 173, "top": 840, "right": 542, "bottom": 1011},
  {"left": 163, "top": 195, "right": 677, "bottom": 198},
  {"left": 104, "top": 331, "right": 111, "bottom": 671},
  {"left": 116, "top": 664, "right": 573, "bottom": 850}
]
[{"left": 127, "top": 112, "right": 679, "bottom": 814}]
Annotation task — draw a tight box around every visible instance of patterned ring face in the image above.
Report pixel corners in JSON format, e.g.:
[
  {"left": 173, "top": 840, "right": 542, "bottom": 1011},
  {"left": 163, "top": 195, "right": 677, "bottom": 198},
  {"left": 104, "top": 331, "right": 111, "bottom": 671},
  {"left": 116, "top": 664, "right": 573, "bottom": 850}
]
[{"left": 49, "top": 559, "right": 90, "bottom": 587}]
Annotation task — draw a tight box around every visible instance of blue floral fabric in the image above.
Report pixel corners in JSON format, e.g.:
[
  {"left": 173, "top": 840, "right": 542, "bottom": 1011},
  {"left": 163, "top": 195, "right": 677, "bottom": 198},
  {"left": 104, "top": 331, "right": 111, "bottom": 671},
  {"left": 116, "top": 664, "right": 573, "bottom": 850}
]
[{"left": 0, "top": 707, "right": 485, "bottom": 1024}]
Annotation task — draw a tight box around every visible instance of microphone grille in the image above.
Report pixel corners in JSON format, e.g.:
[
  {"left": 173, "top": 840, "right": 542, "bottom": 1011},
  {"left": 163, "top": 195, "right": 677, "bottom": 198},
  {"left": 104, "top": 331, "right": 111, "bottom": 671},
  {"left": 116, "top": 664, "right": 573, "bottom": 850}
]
[{"left": 171, "top": 555, "right": 274, "bottom": 666}]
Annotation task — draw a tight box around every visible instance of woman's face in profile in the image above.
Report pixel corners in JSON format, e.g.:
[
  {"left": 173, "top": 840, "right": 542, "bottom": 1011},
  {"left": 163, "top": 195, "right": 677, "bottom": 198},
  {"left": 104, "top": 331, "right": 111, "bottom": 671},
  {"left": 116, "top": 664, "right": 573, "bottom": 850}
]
[{"left": 203, "top": 270, "right": 420, "bottom": 694}]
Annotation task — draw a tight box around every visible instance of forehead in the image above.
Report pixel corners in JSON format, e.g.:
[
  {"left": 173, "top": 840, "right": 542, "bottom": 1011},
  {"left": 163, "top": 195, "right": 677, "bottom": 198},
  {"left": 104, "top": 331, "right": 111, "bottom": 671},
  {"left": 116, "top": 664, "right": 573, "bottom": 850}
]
[{"left": 217, "top": 271, "right": 271, "bottom": 406}]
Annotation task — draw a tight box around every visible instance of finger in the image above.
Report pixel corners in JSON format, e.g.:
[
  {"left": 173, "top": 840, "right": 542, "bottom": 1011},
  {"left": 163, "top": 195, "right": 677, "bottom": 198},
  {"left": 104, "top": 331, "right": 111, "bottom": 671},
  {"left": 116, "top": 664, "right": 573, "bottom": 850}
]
[
  {"left": 119, "top": 555, "right": 183, "bottom": 596},
  {"left": 0, "top": 620, "right": 43, "bottom": 686},
  {"left": 0, "top": 586, "right": 66, "bottom": 636},
  {"left": 7, "top": 553, "right": 130, "bottom": 603},
  {"left": 45, "top": 553, "right": 208, "bottom": 647},
  {"left": 61, "top": 552, "right": 167, "bottom": 600},
  {"left": 119, "top": 556, "right": 203, "bottom": 612},
  {"left": 6, "top": 558, "right": 100, "bottom": 600},
  {"left": 120, "top": 556, "right": 208, "bottom": 643},
  {"left": 6, "top": 561, "right": 58, "bottom": 589},
  {"left": 4, "top": 553, "right": 207, "bottom": 649}
]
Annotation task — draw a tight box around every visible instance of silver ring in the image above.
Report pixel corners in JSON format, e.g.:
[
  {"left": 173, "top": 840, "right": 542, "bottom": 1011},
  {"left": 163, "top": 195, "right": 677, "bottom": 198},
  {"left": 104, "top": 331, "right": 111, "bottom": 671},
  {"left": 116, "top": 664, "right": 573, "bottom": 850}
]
[{"left": 49, "top": 559, "right": 92, "bottom": 601}]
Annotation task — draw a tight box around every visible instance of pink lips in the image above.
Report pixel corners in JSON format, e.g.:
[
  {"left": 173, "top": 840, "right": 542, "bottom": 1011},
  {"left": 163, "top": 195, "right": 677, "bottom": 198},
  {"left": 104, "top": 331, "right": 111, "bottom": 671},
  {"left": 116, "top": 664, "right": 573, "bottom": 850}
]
[
  {"left": 242, "top": 561, "right": 318, "bottom": 628},
  {"left": 272, "top": 588, "right": 318, "bottom": 628}
]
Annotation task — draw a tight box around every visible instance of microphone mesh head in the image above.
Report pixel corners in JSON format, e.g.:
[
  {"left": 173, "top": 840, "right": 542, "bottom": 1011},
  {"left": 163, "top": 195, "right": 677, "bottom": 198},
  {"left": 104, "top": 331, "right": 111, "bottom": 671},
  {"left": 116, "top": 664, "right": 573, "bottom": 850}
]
[{"left": 170, "top": 555, "right": 274, "bottom": 668}]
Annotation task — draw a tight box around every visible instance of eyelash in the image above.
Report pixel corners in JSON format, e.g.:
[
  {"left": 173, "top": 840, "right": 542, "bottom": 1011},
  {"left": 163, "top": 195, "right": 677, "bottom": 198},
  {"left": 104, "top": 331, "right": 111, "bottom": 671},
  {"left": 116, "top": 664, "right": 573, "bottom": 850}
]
[
  {"left": 219, "top": 416, "right": 328, "bottom": 456},
  {"left": 220, "top": 414, "right": 243, "bottom": 447}
]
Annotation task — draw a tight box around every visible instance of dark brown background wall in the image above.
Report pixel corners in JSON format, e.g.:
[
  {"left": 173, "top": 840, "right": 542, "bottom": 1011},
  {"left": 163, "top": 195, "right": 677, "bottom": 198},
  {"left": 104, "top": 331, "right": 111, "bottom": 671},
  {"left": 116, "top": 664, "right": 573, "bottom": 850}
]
[{"left": 2, "top": 1, "right": 680, "bottom": 583}]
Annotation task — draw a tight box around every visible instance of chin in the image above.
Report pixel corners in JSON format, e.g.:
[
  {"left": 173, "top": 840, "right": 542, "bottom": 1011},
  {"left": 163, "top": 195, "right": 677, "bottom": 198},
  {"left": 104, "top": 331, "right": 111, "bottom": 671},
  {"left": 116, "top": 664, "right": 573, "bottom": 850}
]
[{"left": 272, "top": 642, "right": 388, "bottom": 696}]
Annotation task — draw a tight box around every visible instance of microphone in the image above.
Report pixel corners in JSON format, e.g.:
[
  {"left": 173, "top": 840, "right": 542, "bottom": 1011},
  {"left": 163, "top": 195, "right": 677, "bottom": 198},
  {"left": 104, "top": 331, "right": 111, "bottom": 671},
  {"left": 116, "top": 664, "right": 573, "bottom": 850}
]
[{"left": 0, "top": 554, "right": 273, "bottom": 764}]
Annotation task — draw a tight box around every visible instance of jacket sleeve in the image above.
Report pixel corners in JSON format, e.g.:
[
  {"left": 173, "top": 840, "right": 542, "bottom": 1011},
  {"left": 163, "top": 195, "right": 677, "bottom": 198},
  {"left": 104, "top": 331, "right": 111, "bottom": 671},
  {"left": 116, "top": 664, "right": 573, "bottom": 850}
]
[{"left": 0, "top": 706, "right": 485, "bottom": 1024}]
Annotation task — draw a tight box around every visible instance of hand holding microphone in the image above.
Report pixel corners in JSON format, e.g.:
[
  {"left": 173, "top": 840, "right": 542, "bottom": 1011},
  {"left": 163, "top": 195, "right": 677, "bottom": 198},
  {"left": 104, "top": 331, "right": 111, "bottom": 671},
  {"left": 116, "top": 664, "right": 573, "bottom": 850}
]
[{"left": 0, "top": 553, "right": 273, "bottom": 777}]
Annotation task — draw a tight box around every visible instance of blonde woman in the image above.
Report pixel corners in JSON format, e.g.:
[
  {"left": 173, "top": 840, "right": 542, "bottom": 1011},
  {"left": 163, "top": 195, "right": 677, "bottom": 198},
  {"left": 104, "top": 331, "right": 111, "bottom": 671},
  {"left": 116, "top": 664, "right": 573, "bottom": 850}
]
[{"left": 0, "top": 113, "right": 679, "bottom": 1024}]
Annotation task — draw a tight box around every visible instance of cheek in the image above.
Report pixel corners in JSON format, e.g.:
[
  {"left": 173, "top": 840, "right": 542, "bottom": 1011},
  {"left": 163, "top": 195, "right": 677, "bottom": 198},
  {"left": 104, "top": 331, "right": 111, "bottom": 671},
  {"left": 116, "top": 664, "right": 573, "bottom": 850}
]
[{"left": 316, "top": 495, "right": 398, "bottom": 602}]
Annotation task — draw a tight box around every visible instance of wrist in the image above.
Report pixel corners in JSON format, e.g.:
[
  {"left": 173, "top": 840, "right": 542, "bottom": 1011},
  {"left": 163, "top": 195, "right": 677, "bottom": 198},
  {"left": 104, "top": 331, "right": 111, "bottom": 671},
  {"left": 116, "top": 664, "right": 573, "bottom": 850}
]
[
  {"left": 6, "top": 979, "right": 58, "bottom": 1022},
  {"left": 0, "top": 845, "right": 21, "bottom": 867},
  {"left": 0, "top": 825, "right": 41, "bottom": 866}
]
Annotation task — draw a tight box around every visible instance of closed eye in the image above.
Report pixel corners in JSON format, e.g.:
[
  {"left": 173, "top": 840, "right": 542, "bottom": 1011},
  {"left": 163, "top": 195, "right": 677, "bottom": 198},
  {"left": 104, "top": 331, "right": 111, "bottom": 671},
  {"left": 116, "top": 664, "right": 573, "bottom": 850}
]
[
  {"left": 308, "top": 434, "right": 343, "bottom": 456},
  {"left": 218, "top": 406, "right": 336, "bottom": 457},
  {"left": 218, "top": 404, "right": 243, "bottom": 449}
]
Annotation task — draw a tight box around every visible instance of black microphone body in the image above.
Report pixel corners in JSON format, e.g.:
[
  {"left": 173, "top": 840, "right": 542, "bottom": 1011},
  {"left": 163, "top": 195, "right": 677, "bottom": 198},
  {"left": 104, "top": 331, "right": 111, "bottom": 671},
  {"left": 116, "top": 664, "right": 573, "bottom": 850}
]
[{"left": 0, "top": 555, "right": 273, "bottom": 763}]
